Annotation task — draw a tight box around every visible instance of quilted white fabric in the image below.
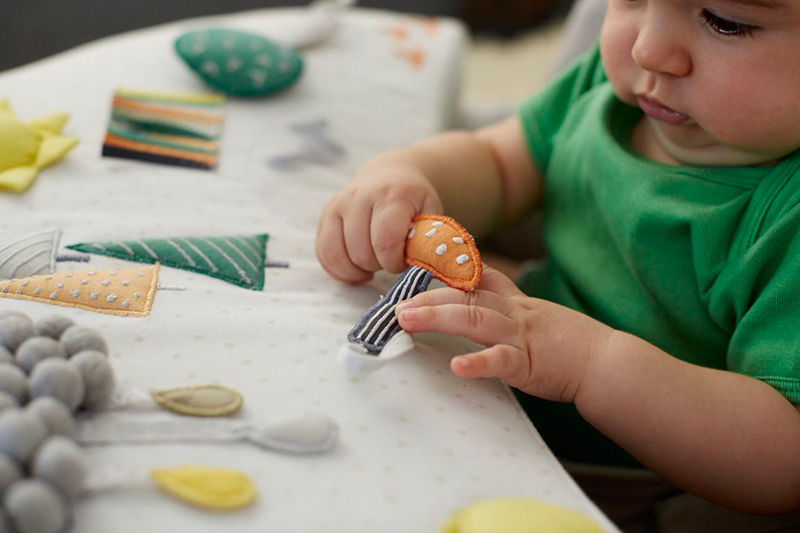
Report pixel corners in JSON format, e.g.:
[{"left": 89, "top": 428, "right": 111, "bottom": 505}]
[{"left": 0, "top": 7, "right": 616, "bottom": 532}]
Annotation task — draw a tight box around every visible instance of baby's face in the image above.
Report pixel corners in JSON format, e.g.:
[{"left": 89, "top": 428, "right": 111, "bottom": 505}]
[{"left": 601, "top": 0, "right": 800, "bottom": 166}]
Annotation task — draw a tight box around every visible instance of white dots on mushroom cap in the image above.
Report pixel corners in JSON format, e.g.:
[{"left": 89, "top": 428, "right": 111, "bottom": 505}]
[
  {"left": 456, "top": 254, "right": 469, "bottom": 265},
  {"left": 436, "top": 244, "right": 447, "bottom": 256}
]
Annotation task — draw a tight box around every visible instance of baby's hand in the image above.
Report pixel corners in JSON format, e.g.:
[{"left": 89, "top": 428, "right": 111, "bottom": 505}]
[
  {"left": 316, "top": 162, "right": 443, "bottom": 283},
  {"left": 396, "top": 267, "right": 615, "bottom": 403}
]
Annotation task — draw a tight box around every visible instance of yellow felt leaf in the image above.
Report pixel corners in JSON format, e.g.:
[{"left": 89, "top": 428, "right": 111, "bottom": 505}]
[
  {"left": 150, "top": 466, "right": 257, "bottom": 510},
  {"left": 35, "top": 135, "right": 79, "bottom": 169},
  {"left": 151, "top": 385, "right": 243, "bottom": 417},
  {"left": 0, "top": 166, "right": 38, "bottom": 193},
  {"left": 441, "top": 499, "right": 604, "bottom": 533}
]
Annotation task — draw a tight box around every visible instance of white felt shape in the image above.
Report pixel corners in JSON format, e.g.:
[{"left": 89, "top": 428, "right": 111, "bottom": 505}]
[
  {"left": 0, "top": 410, "right": 48, "bottom": 463},
  {"left": 0, "top": 229, "right": 60, "bottom": 281},
  {"left": 272, "top": 0, "right": 355, "bottom": 49},
  {"left": 3, "top": 479, "right": 68, "bottom": 533},
  {"left": 77, "top": 411, "right": 339, "bottom": 454},
  {"left": 253, "top": 412, "right": 339, "bottom": 454},
  {"left": 30, "top": 436, "right": 88, "bottom": 501},
  {"left": 26, "top": 397, "right": 77, "bottom": 439},
  {"left": 337, "top": 330, "right": 416, "bottom": 375},
  {"left": 0, "top": 315, "right": 36, "bottom": 353}
]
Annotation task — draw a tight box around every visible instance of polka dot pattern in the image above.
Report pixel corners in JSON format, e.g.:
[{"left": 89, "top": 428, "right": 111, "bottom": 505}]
[{"left": 0, "top": 8, "right": 614, "bottom": 533}]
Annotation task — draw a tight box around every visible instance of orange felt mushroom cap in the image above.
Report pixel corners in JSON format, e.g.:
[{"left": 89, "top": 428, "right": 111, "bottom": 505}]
[{"left": 404, "top": 215, "right": 482, "bottom": 291}]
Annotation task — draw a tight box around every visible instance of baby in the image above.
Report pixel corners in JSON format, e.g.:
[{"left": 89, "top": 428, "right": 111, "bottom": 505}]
[{"left": 317, "top": 0, "right": 800, "bottom": 524}]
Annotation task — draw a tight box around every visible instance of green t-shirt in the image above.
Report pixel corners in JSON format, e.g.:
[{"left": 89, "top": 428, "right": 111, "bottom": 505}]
[{"left": 516, "top": 43, "right": 800, "bottom": 468}]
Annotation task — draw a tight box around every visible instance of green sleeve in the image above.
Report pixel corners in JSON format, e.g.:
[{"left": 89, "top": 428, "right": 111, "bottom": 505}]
[
  {"left": 724, "top": 200, "right": 800, "bottom": 404},
  {"left": 517, "top": 41, "right": 607, "bottom": 174}
]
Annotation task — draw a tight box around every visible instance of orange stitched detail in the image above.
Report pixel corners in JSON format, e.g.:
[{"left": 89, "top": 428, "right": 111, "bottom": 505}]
[
  {"left": 404, "top": 215, "right": 482, "bottom": 291},
  {"left": 112, "top": 97, "right": 223, "bottom": 124},
  {"left": 104, "top": 134, "right": 218, "bottom": 165}
]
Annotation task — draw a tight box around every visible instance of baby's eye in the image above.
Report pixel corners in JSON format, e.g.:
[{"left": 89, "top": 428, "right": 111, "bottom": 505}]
[{"left": 700, "top": 8, "right": 757, "bottom": 37}]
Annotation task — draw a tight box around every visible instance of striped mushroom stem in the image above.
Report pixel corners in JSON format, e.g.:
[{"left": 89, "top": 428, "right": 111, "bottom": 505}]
[
  {"left": 345, "top": 215, "right": 482, "bottom": 357},
  {"left": 347, "top": 266, "right": 433, "bottom": 354}
]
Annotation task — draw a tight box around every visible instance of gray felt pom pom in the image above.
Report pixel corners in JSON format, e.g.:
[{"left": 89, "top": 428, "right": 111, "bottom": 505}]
[
  {"left": 0, "top": 393, "right": 18, "bottom": 414},
  {"left": 0, "top": 347, "right": 13, "bottom": 367},
  {"left": 0, "top": 311, "right": 26, "bottom": 322},
  {"left": 31, "top": 436, "right": 88, "bottom": 501},
  {"left": 69, "top": 351, "right": 115, "bottom": 411},
  {"left": 0, "top": 411, "right": 48, "bottom": 463},
  {"left": 59, "top": 326, "right": 108, "bottom": 357},
  {"left": 0, "top": 366, "right": 27, "bottom": 405},
  {"left": 3, "top": 479, "right": 68, "bottom": 533},
  {"left": 0, "top": 316, "right": 36, "bottom": 354},
  {"left": 35, "top": 316, "right": 75, "bottom": 342},
  {"left": 25, "top": 398, "right": 76, "bottom": 440},
  {"left": 0, "top": 453, "right": 22, "bottom": 495},
  {"left": 28, "top": 359, "right": 85, "bottom": 412},
  {"left": 15, "top": 337, "right": 67, "bottom": 374}
]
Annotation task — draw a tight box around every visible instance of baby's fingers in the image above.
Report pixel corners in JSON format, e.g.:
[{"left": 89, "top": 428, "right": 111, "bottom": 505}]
[
  {"left": 397, "top": 303, "right": 518, "bottom": 347},
  {"left": 316, "top": 211, "right": 374, "bottom": 283},
  {"left": 450, "top": 345, "right": 530, "bottom": 384}
]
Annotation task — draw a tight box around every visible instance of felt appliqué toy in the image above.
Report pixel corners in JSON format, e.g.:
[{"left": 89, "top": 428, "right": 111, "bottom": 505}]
[
  {"left": 441, "top": 498, "right": 604, "bottom": 533},
  {"left": 0, "top": 229, "right": 88, "bottom": 280},
  {"left": 0, "top": 266, "right": 159, "bottom": 317},
  {"left": 0, "top": 99, "right": 79, "bottom": 193},
  {"left": 266, "top": 118, "right": 346, "bottom": 171},
  {"left": 102, "top": 88, "right": 225, "bottom": 170},
  {"left": 175, "top": 29, "right": 304, "bottom": 97},
  {"left": 0, "top": 311, "right": 340, "bottom": 531},
  {"left": 67, "top": 234, "right": 270, "bottom": 290},
  {"left": 338, "top": 215, "right": 482, "bottom": 374}
]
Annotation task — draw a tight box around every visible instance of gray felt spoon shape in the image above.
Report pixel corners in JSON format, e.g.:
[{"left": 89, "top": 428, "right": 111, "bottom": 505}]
[{"left": 76, "top": 412, "right": 339, "bottom": 454}]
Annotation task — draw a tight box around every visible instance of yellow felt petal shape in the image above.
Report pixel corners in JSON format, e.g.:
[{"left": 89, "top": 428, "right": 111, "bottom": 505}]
[
  {"left": 0, "top": 265, "right": 158, "bottom": 317},
  {"left": 35, "top": 135, "right": 79, "bottom": 169},
  {"left": 152, "top": 385, "right": 243, "bottom": 417},
  {"left": 150, "top": 466, "right": 256, "bottom": 510},
  {"left": 441, "top": 499, "right": 605, "bottom": 533},
  {"left": 27, "top": 112, "right": 70, "bottom": 135},
  {"left": 0, "top": 166, "right": 39, "bottom": 193},
  {"left": 0, "top": 114, "right": 39, "bottom": 171}
]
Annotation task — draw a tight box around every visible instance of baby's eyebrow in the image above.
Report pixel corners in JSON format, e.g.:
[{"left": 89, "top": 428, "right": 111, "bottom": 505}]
[{"left": 724, "top": 0, "right": 787, "bottom": 9}]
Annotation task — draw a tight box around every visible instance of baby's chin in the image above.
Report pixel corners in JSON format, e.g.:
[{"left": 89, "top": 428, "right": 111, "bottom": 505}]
[{"left": 651, "top": 124, "right": 794, "bottom": 168}]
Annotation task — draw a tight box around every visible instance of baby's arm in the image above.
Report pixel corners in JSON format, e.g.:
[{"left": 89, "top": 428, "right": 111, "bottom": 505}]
[
  {"left": 397, "top": 269, "right": 800, "bottom": 514},
  {"left": 316, "top": 117, "right": 541, "bottom": 283}
]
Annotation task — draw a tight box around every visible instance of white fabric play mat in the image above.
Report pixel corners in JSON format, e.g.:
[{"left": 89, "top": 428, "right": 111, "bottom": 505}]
[{"left": 0, "top": 6, "right": 617, "bottom": 532}]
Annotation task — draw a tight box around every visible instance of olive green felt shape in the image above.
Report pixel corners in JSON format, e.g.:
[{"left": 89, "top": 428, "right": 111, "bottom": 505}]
[{"left": 175, "top": 29, "right": 304, "bottom": 97}]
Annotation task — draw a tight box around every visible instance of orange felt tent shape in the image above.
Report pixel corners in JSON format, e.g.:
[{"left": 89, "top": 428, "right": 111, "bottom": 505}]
[{"left": 0, "top": 265, "right": 159, "bottom": 317}]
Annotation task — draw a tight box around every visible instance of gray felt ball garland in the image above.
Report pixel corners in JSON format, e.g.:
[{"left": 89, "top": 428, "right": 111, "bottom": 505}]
[
  {"left": 0, "top": 310, "right": 341, "bottom": 532},
  {"left": 0, "top": 311, "right": 110, "bottom": 533}
]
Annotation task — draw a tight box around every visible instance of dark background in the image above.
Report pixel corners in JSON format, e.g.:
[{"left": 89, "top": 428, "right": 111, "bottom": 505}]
[{"left": 0, "top": 0, "right": 571, "bottom": 72}]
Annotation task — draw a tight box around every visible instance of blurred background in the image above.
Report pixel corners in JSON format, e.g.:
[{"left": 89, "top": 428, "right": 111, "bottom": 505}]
[{"left": 0, "top": 0, "right": 573, "bottom": 104}]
